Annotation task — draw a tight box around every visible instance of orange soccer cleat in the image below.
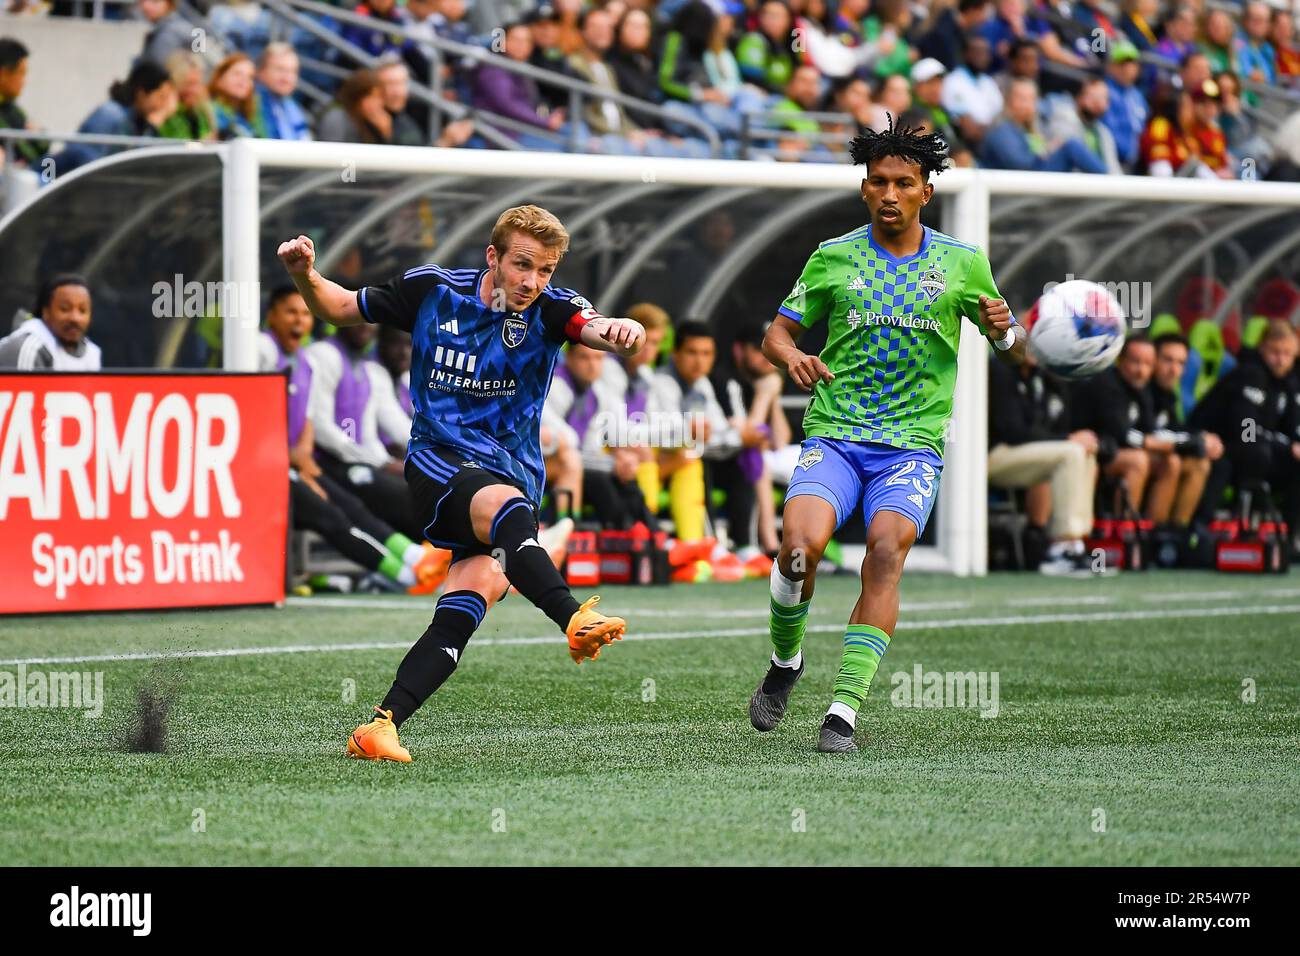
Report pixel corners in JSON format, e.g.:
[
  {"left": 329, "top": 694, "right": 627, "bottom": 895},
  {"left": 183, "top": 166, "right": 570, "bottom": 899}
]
[
  {"left": 565, "top": 595, "right": 626, "bottom": 664},
  {"left": 408, "top": 544, "right": 452, "bottom": 596},
  {"left": 346, "top": 707, "right": 412, "bottom": 762}
]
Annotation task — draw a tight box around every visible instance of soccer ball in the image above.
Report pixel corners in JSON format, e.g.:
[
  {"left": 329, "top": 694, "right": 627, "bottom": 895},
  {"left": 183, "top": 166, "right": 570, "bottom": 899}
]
[{"left": 1025, "top": 279, "right": 1127, "bottom": 379}]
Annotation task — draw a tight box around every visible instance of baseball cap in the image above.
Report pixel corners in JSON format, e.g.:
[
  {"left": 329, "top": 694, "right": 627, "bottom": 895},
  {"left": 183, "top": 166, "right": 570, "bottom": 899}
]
[
  {"left": 1190, "top": 78, "right": 1222, "bottom": 101},
  {"left": 910, "top": 58, "right": 947, "bottom": 84},
  {"left": 1109, "top": 40, "right": 1140, "bottom": 64}
]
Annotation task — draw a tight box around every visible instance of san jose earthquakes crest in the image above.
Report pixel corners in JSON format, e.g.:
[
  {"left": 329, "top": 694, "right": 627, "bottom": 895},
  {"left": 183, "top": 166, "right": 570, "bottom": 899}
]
[
  {"left": 502, "top": 314, "right": 528, "bottom": 349},
  {"left": 919, "top": 268, "right": 946, "bottom": 303}
]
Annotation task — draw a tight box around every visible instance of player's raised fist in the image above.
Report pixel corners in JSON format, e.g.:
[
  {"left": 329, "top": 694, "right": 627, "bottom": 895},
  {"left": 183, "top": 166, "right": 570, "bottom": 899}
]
[
  {"left": 788, "top": 351, "right": 835, "bottom": 391},
  {"left": 978, "top": 294, "right": 1013, "bottom": 336},
  {"left": 598, "top": 317, "right": 646, "bottom": 357},
  {"left": 278, "top": 235, "right": 316, "bottom": 276}
]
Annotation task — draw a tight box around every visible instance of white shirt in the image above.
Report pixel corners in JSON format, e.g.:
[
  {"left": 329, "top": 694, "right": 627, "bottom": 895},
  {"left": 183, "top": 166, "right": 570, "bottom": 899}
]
[
  {"left": 303, "top": 339, "right": 411, "bottom": 468},
  {"left": 0, "top": 317, "right": 102, "bottom": 371},
  {"left": 941, "top": 68, "right": 1004, "bottom": 126}
]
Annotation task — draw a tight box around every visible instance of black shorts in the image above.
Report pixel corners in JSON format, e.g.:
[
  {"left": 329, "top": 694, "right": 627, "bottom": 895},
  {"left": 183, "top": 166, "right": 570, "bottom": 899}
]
[{"left": 405, "top": 445, "right": 523, "bottom": 562}]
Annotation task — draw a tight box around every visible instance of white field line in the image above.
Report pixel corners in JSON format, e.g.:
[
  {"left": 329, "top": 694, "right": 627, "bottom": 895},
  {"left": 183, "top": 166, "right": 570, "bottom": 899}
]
[{"left": 2, "top": 602, "right": 1298, "bottom": 667}]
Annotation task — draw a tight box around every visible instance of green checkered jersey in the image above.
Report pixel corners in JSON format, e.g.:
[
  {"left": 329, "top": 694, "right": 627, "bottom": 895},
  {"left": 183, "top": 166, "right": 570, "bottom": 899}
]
[{"left": 778, "top": 223, "right": 1009, "bottom": 456}]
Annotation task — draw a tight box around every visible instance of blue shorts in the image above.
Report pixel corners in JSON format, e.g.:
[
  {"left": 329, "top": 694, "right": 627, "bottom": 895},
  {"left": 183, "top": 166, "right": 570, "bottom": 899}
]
[{"left": 785, "top": 437, "right": 943, "bottom": 536}]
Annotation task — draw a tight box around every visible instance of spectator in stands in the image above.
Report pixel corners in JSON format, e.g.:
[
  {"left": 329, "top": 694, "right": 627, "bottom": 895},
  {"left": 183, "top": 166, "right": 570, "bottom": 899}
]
[
  {"left": 375, "top": 55, "right": 427, "bottom": 146},
  {"left": 1236, "top": 1, "right": 1276, "bottom": 87},
  {"left": 863, "top": 0, "right": 915, "bottom": 80},
  {"left": 909, "top": 59, "right": 968, "bottom": 158},
  {"left": 258, "top": 287, "right": 443, "bottom": 595},
  {"left": 305, "top": 320, "right": 422, "bottom": 541},
  {"left": 1043, "top": 75, "right": 1122, "bottom": 175},
  {"left": 1199, "top": 8, "right": 1239, "bottom": 77},
  {"left": 137, "top": 0, "right": 198, "bottom": 68},
  {"left": 994, "top": 37, "right": 1040, "bottom": 99},
  {"left": 869, "top": 72, "right": 911, "bottom": 131},
  {"left": 1119, "top": 0, "right": 1160, "bottom": 60},
  {"left": 1271, "top": 7, "right": 1300, "bottom": 88},
  {"left": 659, "top": 0, "right": 745, "bottom": 138},
  {"left": 1147, "top": 332, "right": 1223, "bottom": 527},
  {"left": 656, "top": 321, "right": 768, "bottom": 567},
  {"left": 987, "top": 352, "right": 1098, "bottom": 575},
  {"left": 1140, "top": 77, "right": 1230, "bottom": 178},
  {"left": 1191, "top": 320, "right": 1300, "bottom": 551},
  {"left": 257, "top": 43, "right": 312, "bottom": 141},
  {"left": 209, "top": 1, "right": 274, "bottom": 60},
  {"left": 341, "top": 0, "right": 411, "bottom": 61},
  {"left": 1070, "top": 0, "right": 1118, "bottom": 44},
  {"left": 981, "top": 0, "right": 1070, "bottom": 72},
  {"left": 793, "top": 0, "right": 875, "bottom": 79},
  {"left": 1155, "top": 5, "right": 1198, "bottom": 66},
  {"left": 472, "top": 21, "right": 568, "bottom": 149},
  {"left": 0, "top": 274, "right": 101, "bottom": 371},
  {"left": 568, "top": 7, "right": 643, "bottom": 138},
  {"left": 159, "top": 51, "right": 217, "bottom": 141},
  {"left": 713, "top": 321, "right": 789, "bottom": 566},
  {"left": 608, "top": 7, "right": 662, "bottom": 107},
  {"left": 829, "top": 75, "right": 876, "bottom": 141},
  {"left": 918, "top": 0, "right": 991, "bottom": 71},
  {"left": 1101, "top": 40, "right": 1148, "bottom": 169},
  {"left": 0, "top": 37, "right": 46, "bottom": 170},
  {"left": 979, "top": 77, "right": 1106, "bottom": 172},
  {"left": 940, "top": 33, "right": 1003, "bottom": 147},
  {"left": 318, "top": 67, "right": 414, "bottom": 145},
  {"left": 736, "top": 0, "right": 796, "bottom": 95},
  {"left": 770, "top": 63, "right": 831, "bottom": 160},
  {"left": 57, "top": 61, "right": 177, "bottom": 173},
  {"left": 527, "top": 3, "right": 576, "bottom": 112},
  {"left": 1215, "top": 70, "right": 1267, "bottom": 170},
  {"left": 544, "top": 343, "right": 654, "bottom": 529},
  {"left": 210, "top": 53, "right": 267, "bottom": 138}
]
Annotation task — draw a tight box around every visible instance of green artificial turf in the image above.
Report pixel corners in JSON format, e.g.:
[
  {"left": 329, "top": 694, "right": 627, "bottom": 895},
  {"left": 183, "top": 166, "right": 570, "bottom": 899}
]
[{"left": 1, "top": 570, "right": 1297, "bottom": 865}]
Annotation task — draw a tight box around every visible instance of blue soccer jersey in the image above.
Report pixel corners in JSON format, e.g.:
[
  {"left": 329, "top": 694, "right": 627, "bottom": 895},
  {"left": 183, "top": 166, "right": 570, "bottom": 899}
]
[{"left": 357, "top": 263, "right": 601, "bottom": 502}]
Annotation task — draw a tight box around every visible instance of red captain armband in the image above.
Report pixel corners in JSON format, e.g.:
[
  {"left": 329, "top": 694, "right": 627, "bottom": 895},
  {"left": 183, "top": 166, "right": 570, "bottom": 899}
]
[{"left": 566, "top": 306, "right": 604, "bottom": 343}]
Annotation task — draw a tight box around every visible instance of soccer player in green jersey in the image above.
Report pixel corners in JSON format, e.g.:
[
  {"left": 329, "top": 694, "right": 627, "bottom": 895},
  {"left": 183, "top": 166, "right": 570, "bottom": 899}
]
[{"left": 749, "top": 120, "right": 1026, "bottom": 753}]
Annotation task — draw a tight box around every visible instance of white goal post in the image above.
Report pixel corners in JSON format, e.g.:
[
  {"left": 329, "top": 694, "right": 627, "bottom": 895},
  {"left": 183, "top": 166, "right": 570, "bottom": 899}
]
[{"left": 220, "top": 137, "right": 1300, "bottom": 577}]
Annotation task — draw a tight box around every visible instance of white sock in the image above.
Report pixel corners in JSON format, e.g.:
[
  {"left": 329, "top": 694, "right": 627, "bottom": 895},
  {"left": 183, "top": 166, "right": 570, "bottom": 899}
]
[
  {"left": 769, "top": 562, "right": 803, "bottom": 606},
  {"left": 396, "top": 565, "right": 416, "bottom": 586},
  {"left": 404, "top": 544, "right": 425, "bottom": 565},
  {"left": 827, "top": 701, "right": 857, "bottom": 728},
  {"left": 772, "top": 650, "right": 802, "bottom": 669}
]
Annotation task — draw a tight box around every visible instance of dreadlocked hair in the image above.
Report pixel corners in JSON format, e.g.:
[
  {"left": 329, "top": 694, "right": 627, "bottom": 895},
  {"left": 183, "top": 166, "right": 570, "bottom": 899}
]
[{"left": 848, "top": 114, "right": 950, "bottom": 179}]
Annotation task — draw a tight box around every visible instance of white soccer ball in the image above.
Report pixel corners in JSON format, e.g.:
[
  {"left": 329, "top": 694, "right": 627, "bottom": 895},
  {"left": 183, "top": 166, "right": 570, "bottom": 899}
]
[{"left": 1026, "top": 279, "right": 1127, "bottom": 379}]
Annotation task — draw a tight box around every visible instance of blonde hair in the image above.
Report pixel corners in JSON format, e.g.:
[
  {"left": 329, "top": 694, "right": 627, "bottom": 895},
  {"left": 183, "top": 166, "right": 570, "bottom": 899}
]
[
  {"left": 489, "top": 204, "right": 570, "bottom": 257},
  {"left": 625, "top": 302, "right": 670, "bottom": 332},
  {"left": 1261, "top": 318, "right": 1299, "bottom": 346}
]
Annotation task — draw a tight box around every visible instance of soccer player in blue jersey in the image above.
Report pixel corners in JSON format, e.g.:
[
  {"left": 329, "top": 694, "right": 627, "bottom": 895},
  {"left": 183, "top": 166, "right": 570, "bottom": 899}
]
[{"left": 278, "top": 205, "right": 646, "bottom": 762}]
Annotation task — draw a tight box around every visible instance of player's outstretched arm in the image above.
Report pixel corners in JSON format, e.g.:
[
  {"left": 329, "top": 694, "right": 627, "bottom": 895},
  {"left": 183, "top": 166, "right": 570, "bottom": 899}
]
[
  {"left": 763, "top": 314, "right": 834, "bottom": 392},
  {"left": 580, "top": 315, "right": 646, "bottom": 357},
  {"left": 277, "top": 235, "right": 365, "bottom": 327}
]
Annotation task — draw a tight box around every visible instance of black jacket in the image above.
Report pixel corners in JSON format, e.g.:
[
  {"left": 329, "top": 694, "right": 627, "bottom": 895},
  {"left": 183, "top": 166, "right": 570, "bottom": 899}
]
[{"left": 988, "top": 358, "right": 1072, "bottom": 447}]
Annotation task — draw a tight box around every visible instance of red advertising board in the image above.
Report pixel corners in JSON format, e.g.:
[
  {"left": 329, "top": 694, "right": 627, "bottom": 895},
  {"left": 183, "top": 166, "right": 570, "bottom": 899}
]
[{"left": 0, "top": 373, "right": 288, "bottom": 614}]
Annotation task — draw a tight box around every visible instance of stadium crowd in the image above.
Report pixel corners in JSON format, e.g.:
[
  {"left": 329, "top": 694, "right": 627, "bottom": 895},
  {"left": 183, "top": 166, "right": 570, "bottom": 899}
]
[{"left": 1, "top": 0, "right": 1299, "bottom": 174}]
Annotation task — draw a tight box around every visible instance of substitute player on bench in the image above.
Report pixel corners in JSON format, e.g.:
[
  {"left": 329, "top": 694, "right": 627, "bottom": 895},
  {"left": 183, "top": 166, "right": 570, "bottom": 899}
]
[{"left": 279, "top": 205, "right": 645, "bottom": 762}]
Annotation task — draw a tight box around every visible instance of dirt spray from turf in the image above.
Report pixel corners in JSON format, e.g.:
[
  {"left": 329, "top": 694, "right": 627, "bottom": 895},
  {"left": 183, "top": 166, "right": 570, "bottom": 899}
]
[{"left": 117, "top": 660, "right": 187, "bottom": 754}]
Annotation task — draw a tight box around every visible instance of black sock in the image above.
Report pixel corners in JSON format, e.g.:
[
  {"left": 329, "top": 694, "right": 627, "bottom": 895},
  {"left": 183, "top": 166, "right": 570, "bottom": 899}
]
[
  {"left": 381, "top": 590, "right": 487, "bottom": 728},
  {"left": 489, "top": 497, "right": 580, "bottom": 631}
]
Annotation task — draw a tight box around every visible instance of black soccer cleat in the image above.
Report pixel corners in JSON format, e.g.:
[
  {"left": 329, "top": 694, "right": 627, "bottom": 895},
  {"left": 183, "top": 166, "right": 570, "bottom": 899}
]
[
  {"left": 817, "top": 713, "right": 858, "bottom": 754},
  {"left": 748, "top": 660, "right": 804, "bottom": 731}
]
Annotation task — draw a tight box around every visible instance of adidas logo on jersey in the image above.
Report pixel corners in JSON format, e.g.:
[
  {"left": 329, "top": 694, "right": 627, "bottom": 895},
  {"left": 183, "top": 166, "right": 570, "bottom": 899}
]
[
  {"left": 434, "top": 345, "right": 477, "bottom": 373},
  {"left": 846, "top": 275, "right": 867, "bottom": 292},
  {"left": 439, "top": 318, "right": 460, "bottom": 335}
]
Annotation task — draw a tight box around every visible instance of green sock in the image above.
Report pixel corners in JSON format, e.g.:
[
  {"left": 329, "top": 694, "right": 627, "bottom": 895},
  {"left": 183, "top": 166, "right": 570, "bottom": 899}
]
[
  {"left": 832, "top": 624, "right": 891, "bottom": 711},
  {"left": 769, "top": 596, "right": 812, "bottom": 661},
  {"left": 384, "top": 532, "right": 415, "bottom": 562},
  {"left": 378, "top": 553, "right": 405, "bottom": 581}
]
